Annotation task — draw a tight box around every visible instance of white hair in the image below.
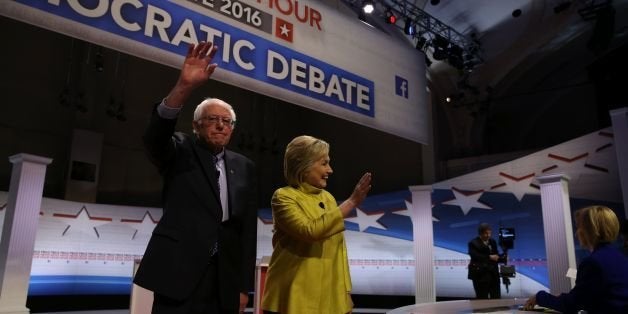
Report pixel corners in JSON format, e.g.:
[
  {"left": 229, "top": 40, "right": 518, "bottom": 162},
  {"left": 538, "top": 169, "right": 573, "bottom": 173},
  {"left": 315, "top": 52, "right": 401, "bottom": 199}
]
[{"left": 193, "top": 97, "right": 237, "bottom": 122}]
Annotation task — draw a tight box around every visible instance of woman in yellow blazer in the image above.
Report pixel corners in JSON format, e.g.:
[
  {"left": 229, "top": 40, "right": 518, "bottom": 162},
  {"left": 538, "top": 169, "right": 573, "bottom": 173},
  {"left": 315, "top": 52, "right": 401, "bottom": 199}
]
[{"left": 262, "top": 135, "right": 372, "bottom": 314}]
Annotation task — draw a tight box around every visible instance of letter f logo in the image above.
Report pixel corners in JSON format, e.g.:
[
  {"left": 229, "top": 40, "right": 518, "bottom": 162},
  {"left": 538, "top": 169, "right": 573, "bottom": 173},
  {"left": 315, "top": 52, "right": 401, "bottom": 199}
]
[{"left": 395, "top": 75, "right": 408, "bottom": 98}]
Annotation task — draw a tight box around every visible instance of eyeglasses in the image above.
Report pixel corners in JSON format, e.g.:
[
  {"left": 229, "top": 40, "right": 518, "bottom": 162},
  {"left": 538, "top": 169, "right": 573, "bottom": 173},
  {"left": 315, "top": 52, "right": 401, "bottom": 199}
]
[{"left": 198, "top": 115, "right": 235, "bottom": 127}]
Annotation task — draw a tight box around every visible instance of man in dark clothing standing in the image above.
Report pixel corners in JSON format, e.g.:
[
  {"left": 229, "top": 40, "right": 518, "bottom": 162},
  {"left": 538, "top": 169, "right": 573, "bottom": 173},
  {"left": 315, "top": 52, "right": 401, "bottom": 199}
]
[
  {"left": 134, "top": 41, "right": 258, "bottom": 314},
  {"left": 468, "top": 223, "right": 502, "bottom": 299}
]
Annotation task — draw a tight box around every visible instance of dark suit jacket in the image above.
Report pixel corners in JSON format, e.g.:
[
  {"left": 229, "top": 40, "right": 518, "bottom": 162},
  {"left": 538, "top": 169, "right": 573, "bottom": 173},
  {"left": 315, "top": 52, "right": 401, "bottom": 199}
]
[
  {"left": 536, "top": 243, "right": 628, "bottom": 314},
  {"left": 467, "top": 237, "right": 500, "bottom": 281},
  {"left": 133, "top": 108, "right": 258, "bottom": 310}
]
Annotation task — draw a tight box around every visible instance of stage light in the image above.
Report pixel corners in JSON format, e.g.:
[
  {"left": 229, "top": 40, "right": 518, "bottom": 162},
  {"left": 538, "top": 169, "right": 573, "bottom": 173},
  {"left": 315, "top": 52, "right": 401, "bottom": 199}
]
[
  {"left": 416, "top": 36, "right": 428, "bottom": 50},
  {"left": 463, "top": 54, "right": 478, "bottom": 72},
  {"left": 385, "top": 9, "right": 397, "bottom": 24},
  {"left": 362, "top": 0, "right": 374, "bottom": 14},
  {"left": 432, "top": 35, "right": 449, "bottom": 49},
  {"left": 431, "top": 35, "right": 449, "bottom": 61},
  {"left": 358, "top": 11, "right": 374, "bottom": 27},
  {"left": 433, "top": 48, "right": 448, "bottom": 61},
  {"left": 512, "top": 9, "right": 522, "bottom": 17},
  {"left": 404, "top": 18, "right": 415, "bottom": 35},
  {"left": 448, "top": 44, "right": 464, "bottom": 70}
]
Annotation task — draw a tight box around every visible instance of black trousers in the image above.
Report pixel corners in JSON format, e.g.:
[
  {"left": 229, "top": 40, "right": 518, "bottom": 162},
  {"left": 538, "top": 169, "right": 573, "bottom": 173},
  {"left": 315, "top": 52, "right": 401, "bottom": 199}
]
[
  {"left": 472, "top": 274, "right": 501, "bottom": 299},
  {"left": 152, "top": 259, "right": 232, "bottom": 314}
]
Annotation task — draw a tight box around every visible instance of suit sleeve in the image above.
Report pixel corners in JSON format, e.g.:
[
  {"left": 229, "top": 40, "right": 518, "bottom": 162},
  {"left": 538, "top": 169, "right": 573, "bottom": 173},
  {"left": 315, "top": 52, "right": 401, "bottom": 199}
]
[
  {"left": 536, "top": 257, "right": 603, "bottom": 313},
  {"left": 271, "top": 190, "right": 345, "bottom": 243},
  {"left": 468, "top": 238, "right": 500, "bottom": 263},
  {"left": 468, "top": 239, "right": 490, "bottom": 263},
  {"left": 143, "top": 105, "right": 178, "bottom": 172}
]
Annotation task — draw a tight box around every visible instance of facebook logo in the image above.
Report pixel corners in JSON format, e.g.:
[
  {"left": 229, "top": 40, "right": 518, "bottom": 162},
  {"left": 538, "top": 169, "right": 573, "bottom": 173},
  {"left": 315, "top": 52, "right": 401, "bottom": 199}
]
[{"left": 395, "top": 75, "right": 408, "bottom": 98}]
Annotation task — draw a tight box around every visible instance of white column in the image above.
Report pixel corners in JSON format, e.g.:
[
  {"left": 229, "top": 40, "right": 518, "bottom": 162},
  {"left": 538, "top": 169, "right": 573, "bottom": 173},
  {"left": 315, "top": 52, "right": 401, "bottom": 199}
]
[
  {"left": 537, "top": 173, "right": 576, "bottom": 294},
  {"left": 421, "top": 90, "right": 435, "bottom": 184},
  {"left": 0, "top": 154, "right": 52, "bottom": 314},
  {"left": 610, "top": 107, "right": 628, "bottom": 218},
  {"left": 408, "top": 185, "right": 435, "bottom": 304}
]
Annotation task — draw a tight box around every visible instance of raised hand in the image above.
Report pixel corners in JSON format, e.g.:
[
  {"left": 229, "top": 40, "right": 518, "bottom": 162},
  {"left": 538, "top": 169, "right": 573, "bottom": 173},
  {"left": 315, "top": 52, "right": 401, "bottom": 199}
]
[
  {"left": 339, "top": 172, "right": 372, "bottom": 217},
  {"left": 350, "top": 172, "right": 372, "bottom": 206},
  {"left": 178, "top": 42, "right": 218, "bottom": 90},
  {"left": 165, "top": 41, "right": 219, "bottom": 108}
]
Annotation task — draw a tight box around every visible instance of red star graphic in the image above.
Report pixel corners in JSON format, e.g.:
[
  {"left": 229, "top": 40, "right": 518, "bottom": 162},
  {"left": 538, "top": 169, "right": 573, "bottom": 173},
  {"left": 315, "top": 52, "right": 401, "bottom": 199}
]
[{"left": 275, "top": 17, "right": 293, "bottom": 43}]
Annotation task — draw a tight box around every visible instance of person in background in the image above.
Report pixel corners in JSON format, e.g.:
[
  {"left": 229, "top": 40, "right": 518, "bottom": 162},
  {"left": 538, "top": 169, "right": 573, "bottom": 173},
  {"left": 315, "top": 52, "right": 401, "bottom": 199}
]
[
  {"left": 467, "top": 222, "right": 503, "bottom": 299},
  {"left": 261, "top": 135, "right": 372, "bottom": 314},
  {"left": 133, "top": 41, "right": 258, "bottom": 314},
  {"left": 524, "top": 205, "right": 628, "bottom": 313}
]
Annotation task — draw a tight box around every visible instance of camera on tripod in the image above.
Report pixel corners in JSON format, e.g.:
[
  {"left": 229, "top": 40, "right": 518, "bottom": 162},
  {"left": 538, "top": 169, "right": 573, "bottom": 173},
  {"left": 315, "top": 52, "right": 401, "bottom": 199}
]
[
  {"left": 498, "top": 227, "right": 516, "bottom": 279},
  {"left": 498, "top": 227, "right": 515, "bottom": 251}
]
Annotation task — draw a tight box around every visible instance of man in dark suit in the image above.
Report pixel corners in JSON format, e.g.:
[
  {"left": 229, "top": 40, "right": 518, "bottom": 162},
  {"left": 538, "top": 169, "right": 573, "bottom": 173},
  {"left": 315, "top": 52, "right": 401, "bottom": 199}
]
[
  {"left": 133, "top": 41, "right": 258, "bottom": 314},
  {"left": 467, "top": 223, "right": 502, "bottom": 299}
]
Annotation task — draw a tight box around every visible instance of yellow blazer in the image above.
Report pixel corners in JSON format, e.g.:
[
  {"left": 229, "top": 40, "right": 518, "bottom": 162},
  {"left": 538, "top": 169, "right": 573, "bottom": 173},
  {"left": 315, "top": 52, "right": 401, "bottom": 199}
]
[{"left": 261, "top": 183, "right": 352, "bottom": 314}]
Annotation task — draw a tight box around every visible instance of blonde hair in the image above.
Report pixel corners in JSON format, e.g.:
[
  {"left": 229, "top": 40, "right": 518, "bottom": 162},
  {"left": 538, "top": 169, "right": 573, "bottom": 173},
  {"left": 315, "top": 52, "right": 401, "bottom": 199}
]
[
  {"left": 283, "top": 135, "right": 329, "bottom": 187},
  {"left": 575, "top": 205, "right": 620, "bottom": 250}
]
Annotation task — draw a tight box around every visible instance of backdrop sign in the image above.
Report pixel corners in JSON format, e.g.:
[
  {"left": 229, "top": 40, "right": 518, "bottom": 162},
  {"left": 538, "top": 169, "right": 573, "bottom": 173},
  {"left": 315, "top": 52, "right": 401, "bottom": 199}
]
[{"left": 1, "top": 0, "right": 428, "bottom": 143}]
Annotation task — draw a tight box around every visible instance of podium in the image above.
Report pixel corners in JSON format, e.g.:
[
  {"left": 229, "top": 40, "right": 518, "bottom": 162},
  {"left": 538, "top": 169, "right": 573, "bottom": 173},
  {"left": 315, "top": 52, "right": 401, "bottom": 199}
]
[{"left": 253, "top": 256, "right": 271, "bottom": 314}]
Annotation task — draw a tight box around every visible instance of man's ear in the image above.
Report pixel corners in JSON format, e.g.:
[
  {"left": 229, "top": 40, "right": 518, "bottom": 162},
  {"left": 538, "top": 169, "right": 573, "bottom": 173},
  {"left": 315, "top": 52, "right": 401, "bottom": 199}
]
[{"left": 192, "top": 120, "right": 199, "bottom": 134}]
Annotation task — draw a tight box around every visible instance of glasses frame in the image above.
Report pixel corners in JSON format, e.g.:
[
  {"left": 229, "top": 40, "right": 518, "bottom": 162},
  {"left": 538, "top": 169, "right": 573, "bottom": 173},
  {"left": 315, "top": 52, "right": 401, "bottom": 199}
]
[{"left": 197, "top": 115, "right": 236, "bottom": 127}]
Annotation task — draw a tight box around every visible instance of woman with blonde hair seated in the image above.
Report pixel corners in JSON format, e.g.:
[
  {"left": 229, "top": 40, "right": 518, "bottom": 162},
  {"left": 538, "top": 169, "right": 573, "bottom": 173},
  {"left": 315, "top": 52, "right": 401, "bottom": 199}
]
[{"left": 524, "top": 205, "right": 628, "bottom": 313}]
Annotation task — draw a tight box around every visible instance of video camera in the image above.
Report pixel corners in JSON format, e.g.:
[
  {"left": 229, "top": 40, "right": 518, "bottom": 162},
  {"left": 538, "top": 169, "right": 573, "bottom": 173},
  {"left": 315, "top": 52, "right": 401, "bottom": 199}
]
[
  {"left": 498, "top": 227, "right": 516, "bottom": 292},
  {"left": 498, "top": 227, "right": 515, "bottom": 251}
]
